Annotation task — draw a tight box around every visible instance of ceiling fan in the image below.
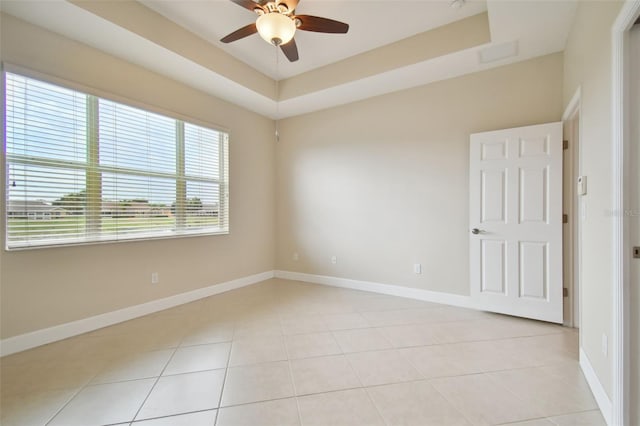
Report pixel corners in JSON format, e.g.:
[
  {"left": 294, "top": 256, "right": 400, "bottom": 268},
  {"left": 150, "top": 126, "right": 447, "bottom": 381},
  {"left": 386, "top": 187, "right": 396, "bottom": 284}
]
[{"left": 220, "top": 0, "right": 349, "bottom": 62}]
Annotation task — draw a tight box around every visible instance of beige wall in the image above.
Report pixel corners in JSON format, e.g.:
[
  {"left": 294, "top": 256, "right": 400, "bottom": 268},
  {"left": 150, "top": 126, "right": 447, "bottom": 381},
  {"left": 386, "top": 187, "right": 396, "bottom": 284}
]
[
  {"left": 563, "top": 0, "right": 624, "bottom": 400},
  {"left": 0, "top": 14, "right": 276, "bottom": 339},
  {"left": 276, "top": 53, "right": 563, "bottom": 295}
]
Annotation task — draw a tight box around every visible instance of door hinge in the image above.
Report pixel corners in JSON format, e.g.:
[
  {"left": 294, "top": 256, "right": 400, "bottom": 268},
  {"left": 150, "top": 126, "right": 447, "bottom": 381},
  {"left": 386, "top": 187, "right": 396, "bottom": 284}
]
[
  {"left": 563, "top": 288, "right": 569, "bottom": 297},
  {"left": 563, "top": 140, "right": 569, "bottom": 150},
  {"left": 563, "top": 214, "right": 568, "bottom": 224}
]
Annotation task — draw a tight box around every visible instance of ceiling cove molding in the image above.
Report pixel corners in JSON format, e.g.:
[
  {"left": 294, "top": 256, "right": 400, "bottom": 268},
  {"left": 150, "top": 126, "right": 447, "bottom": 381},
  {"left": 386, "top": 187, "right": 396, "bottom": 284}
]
[
  {"left": 67, "top": 0, "right": 275, "bottom": 99},
  {"left": 279, "top": 12, "right": 490, "bottom": 101}
]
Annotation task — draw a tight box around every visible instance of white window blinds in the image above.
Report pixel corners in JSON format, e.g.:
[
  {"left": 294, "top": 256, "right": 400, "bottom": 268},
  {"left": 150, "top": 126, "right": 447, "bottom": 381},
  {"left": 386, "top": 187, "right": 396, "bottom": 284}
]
[{"left": 5, "top": 72, "right": 229, "bottom": 249}]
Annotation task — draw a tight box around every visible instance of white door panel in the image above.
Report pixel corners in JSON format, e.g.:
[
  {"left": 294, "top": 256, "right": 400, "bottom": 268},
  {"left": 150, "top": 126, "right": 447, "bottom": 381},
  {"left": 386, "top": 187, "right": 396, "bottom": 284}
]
[
  {"left": 470, "top": 122, "right": 563, "bottom": 323},
  {"left": 481, "top": 169, "right": 507, "bottom": 222},
  {"left": 481, "top": 239, "right": 506, "bottom": 294}
]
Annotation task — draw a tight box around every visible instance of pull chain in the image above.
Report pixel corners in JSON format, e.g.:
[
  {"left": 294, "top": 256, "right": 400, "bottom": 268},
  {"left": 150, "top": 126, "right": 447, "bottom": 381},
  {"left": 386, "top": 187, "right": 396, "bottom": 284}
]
[{"left": 275, "top": 45, "right": 280, "bottom": 142}]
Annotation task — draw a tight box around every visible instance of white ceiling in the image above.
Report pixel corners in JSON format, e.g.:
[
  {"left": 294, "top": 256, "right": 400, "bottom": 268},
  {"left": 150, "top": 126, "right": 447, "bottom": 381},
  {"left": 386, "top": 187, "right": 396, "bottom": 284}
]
[{"left": 0, "top": 0, "right": 578, "bottom": 119}]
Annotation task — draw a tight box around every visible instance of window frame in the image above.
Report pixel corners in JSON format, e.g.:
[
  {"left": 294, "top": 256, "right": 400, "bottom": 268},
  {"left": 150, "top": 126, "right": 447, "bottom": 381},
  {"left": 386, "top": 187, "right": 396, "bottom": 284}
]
[{"left": 3, "top": 65, "right": 230, "bottom": 250}]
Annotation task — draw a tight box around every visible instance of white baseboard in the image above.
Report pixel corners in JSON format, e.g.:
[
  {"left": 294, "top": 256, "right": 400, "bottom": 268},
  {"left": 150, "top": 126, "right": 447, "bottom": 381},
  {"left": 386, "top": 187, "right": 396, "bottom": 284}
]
[
  {"left": 0, "top": 270, "right": 275, "bottom": 357},
  {"left": 275, "top": 270, "right": 474, "bottom": 309},
  {"left": 580, "top": 347, "right": 613, "bottom": 425}
]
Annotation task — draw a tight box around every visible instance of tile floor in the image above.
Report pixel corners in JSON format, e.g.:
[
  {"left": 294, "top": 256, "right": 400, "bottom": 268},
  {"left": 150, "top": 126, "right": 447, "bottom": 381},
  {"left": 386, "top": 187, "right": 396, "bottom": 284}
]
[{"left": 0, "top": 278, "right": 604, "bottom": 426}]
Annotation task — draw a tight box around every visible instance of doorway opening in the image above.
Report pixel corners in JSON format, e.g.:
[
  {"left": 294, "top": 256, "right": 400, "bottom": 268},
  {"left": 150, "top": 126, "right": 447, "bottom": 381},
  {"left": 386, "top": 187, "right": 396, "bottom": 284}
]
[{"left": 611, "top": 2, "right": 640, "bottom": 423}]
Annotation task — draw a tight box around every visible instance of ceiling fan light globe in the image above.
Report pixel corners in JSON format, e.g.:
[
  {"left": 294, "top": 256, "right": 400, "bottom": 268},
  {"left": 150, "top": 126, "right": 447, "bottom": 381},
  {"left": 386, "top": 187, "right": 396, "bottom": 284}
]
[{"left": 256, "top": 13, "right": 296, "bottom": 46}]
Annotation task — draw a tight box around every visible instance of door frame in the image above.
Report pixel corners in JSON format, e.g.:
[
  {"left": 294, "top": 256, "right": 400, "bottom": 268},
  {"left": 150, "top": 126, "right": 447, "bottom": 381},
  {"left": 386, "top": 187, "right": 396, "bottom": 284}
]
[
  {"left": 562, "top": 88, "right": 581, "bottom": 329},
  {"left": 612, "top": 1, "right": 639, "bottom": 424}
]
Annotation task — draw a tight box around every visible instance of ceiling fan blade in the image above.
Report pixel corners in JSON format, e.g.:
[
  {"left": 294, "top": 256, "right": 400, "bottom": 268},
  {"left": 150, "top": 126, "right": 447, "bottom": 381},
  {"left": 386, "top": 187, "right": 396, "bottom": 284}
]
[
  {"left": 229, "top": 0, "right": 265, "bottom": 13},
  {"left": 295, "top": 15, "right": 349, "bottom": 34},
  {"left": 280, "top": 38, "right": 299, "bottom": 62},
  {"left": 220, "top": 23, "right": 258, "bottom": 43}
]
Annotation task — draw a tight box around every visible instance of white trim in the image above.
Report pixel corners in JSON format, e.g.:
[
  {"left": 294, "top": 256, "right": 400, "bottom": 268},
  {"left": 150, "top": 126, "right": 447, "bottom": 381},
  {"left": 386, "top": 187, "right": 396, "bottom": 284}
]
[
  {"left": 275, "top": 270, "right": 475, "bottom": 309},
  {"left": 562, "top": 88, "right": 582, "bottom": 329},
  {"left": 562, "top": 86, "right": 582, "bottom": 121},
  {"left": 611, "top": 2, "right": 639, "bottom": 425},
  {"left": 580, "top": 348, "right": 613, "bottom": 425},
  {"left": 0, "top": 270, "right": 275, "bottom": 357}
]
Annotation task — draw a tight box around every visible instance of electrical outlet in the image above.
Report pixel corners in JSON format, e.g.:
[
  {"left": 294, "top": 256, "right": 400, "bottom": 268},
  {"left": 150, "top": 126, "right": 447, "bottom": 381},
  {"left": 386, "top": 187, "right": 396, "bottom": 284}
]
[
  {"left": 413, "top": 263, "right": 422, "bottom": 274},
  {"left": 331, "top": 256, "right": 337, "bottom": 264},
  {"left": 151, "top": 272, "right": 159, "bottom": 284},
  {"left": 293, "top": 252, "right": 299, "bottom": 261}
]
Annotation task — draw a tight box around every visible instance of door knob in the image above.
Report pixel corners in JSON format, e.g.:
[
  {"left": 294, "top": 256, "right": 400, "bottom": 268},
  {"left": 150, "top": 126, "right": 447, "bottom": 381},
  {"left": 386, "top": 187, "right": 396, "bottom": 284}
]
[{"left": 471, "top": 228, "right": 482, "bottom": 234}]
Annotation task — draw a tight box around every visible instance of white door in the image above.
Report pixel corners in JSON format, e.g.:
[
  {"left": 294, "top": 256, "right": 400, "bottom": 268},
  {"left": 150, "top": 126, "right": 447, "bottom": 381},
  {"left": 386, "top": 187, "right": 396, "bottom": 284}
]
[{"left": 469, "top": 122, "right": 563, "bottom": 323}]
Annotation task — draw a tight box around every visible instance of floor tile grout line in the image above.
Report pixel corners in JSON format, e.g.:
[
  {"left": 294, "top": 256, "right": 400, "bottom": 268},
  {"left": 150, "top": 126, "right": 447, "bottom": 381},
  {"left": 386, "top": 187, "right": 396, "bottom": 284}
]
[
  {"left": 285, "top": 356, "right": 305, "bottom": 426},
  {"left": 342, "top": 347, "right": 368, "bottom": 390},
  {"left": 210, "top": 369, "right": 559, "bottom": 405},
  {"left": 482, "top": 367, "right": 600, "bottom": 421},
  {"left": 269, "top": 366, "right": 581, "bottom": 398},
  {"left": 128, "top": 408, "right": 217, "bottom": 425},
  {"left": 213, "top": 376, "right": 436, "bottom": 409},
  {"left": 167, "top": 327, "right": 570, "bottom": 366},
  {"left": 255, "top": 317, "right": 568, "bottom": 347},
  {"left": 42, "top": 384, "right": 87, "bottom": 426},
  {"left": 45, "top": 344, "right": 180, "bottom": 426},
  {"left": 543, "top": 409, "right": 604, "bottom": 426},
  {"left": 41, "top": 348, "right": 138, "bottom": 426},
  {"left": 175, "top": 338, "right": 235, "bottom": 349},
  {"left": 493, "top": 416, "right": 552, "bottom": 425},
  {"left": 213, "top": 318, "right": 239, "bottom": 426},
  {"left": 329, "top": 329, "right": 347, "bottom": 354},
  {"left": 335, "top": 350, "right": 391, "bottom": 426},
  {"left": 1, "top": 344, "right": 575, "bottom": 389},
  {"left": 533, "top": 359, "right": 598, "bottom": 390},
  {"left": 391, "top": 344, "right": 428, "bottom": 383},
  {"left": 129, "top": 326, "right": 186, "bottom": 423},
  {"left": 483, "top": 368, "right": 564, "bottom": 414},
  {"left": 427, "top": 375, "right": 481, "bottom": 426},
  {"left": 215, "top": 381, "right": 414, "bottom": 411},
  {"left": 361, "top": 387, "right": 391, "bottom": 426}
]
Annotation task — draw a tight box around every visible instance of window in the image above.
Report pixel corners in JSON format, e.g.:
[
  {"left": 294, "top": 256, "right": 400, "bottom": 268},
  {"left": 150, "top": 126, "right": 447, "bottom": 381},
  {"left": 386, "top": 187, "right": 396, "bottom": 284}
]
[{"left": 5, "top": 72, "right": 229, "bottom": 249}]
